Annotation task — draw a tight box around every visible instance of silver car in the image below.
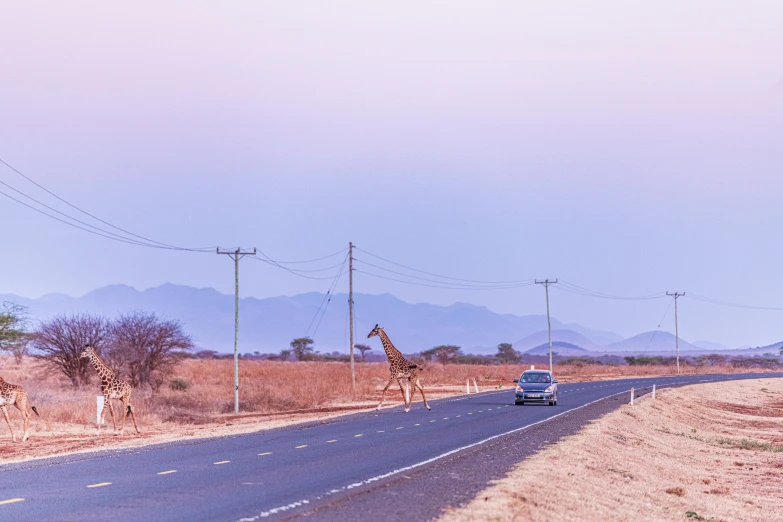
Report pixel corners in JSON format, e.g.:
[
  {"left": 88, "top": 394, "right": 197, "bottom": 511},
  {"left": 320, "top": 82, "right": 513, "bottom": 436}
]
[{"left": 514, "top": 370, "right": 558, "bottom": 406}]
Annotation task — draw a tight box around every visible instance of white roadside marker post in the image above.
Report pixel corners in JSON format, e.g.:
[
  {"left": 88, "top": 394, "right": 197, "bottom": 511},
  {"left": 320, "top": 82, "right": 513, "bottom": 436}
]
[
  {"left": 630, "top": 387, "right": 635, "bottom": 406},
  {"left": 96, "top": 396, "right": 105, "bottom": 425},
  {"left": 473, "top": 379, "right": 479, "bottom": 394},
  {"left": 466, "top": 379, "right": 470, "bottom": 394},
  {"left": 652, "top": 384, "right": 656, "bottom": 399}
]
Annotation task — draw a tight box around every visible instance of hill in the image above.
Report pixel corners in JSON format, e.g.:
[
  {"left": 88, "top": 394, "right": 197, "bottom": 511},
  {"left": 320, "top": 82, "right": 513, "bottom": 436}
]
[
  {"left": 513, "top": 329, "right": 605, "bottom": 352},
  {"left": 0, "top": 284, "right": 619, "bottom": 355},
  {"left": 606, "top": 331, "right": 700, "bottom": 353}
]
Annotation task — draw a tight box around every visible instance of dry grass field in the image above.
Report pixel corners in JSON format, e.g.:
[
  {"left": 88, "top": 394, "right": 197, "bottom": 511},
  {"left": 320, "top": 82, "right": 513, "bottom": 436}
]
[
  {"left": 0, "top": 355, "right": 775, "bottom": 465},
  {"left": 441, "top": 377, "right": 783, "bottom": 522}
]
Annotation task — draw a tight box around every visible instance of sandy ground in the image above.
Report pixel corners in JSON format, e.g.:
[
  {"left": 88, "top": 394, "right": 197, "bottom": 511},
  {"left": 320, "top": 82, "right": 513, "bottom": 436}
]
[{"left": 440, "top": 378, "right": 783, "bottom": 522}]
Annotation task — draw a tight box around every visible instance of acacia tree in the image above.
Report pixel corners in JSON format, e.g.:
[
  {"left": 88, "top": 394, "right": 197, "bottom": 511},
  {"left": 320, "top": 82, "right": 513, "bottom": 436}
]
[
  {"left": 109, "top": 311, "right": 193, "bottom": 390},
  {"left": 290, "top": 337, "right": 314, "bottom": 361},
  {"left": 279, "top": 349, "right": 291, "bottom": 361},
  {"left": 31, "top": 314, "right": 111, "bottom": 387},
  {"left": 354, "top": 343, "right": 372, "bottom": 362},
  {"left": 0, "top": 302, "right": 29, "bottom": 363},
  {"left": 421, "top": 345, "right": 461, "bottom": 366},
  {"left": 496, "top": 342, "right": 521, "bottom": 364}
]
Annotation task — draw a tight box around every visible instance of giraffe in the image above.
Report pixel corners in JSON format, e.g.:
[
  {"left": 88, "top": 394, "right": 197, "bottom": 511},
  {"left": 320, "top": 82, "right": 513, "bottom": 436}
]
[
  {"left": 368, "top": 324, "right": 430, "bottom": 412},
  {"left": 80, "top": 345, "right": 140, "bottom": 435},
  {"left": 0, "top": 376, "right": 39, "bottom": 442}
]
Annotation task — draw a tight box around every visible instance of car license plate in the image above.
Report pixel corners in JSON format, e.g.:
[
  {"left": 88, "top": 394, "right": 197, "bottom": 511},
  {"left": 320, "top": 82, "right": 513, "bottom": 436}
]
[{"left": 528, "top": 393, "right": 542, "bottom": 398}]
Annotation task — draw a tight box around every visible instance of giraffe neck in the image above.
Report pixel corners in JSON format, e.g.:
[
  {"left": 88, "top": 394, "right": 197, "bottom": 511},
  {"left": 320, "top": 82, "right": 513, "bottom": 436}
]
[
  {"left": 87, "top": 352, "right": 115, "bottom": 384},
  {"left": 378, "top": 330, "right": 404, "bottom": 362}
]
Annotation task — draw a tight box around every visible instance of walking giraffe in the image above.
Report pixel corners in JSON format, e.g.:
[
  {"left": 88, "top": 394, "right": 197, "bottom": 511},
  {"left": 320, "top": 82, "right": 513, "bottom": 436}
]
[
  {"left": 80, "top": 345, "right": 140, "bottom": 435},
  {"left": 0, "top": 376, "right": 39, "bottom": 442},
  {"left": 368, "top": 324, "right": 430, "bottom": 412}
]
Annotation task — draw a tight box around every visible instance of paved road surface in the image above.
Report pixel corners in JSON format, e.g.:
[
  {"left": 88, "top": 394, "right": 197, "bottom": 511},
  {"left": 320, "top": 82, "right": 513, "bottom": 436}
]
[{"left": 1, "top": 372, "right": 779, "bottom": 521}]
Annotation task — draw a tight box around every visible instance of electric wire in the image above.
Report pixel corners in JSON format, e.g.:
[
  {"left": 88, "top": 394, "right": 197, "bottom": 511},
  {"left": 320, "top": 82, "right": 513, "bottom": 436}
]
[
  {"left": 355, "top": 268, "right": 537, "bottom": 290},
  {"left": 640, "top": 299, "right": 675, "bottom": 356},
  {"left": 0, "top": 157, "right": 216, "bottom": 252},
  {"left": 556, "top": 279, "right": 667, "bottom": 301},
  {"left": 687, "top": 293, "right": 783, "bottom": 311},
  {"left": 307, "top": 253, "right": 350, "bottom": 338}
]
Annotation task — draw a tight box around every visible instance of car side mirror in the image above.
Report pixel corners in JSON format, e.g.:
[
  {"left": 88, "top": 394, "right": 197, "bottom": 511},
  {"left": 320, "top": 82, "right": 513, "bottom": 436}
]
[
  {"left": 553, "top": 380, "right": 558, "bottom": 383},
  {"left": 513, "top": 379, "right": 519, "bottom": 383}
]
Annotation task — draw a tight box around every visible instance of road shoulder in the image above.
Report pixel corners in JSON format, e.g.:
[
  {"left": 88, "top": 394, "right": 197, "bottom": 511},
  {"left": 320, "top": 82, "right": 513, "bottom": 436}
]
[{"left": 440, "top": 378, "right": 783, "bottom": 522}]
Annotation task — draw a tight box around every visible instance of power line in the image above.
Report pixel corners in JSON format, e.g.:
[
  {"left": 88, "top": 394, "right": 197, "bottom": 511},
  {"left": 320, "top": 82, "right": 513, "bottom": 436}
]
[
  {"left": 687, "top": 293, "right": 783, "bottom": 311},
  {"left": 307, "top": 253, "right": 350, "bottom": 338},
  {"left": 556, "top": 280, "right": 667, "bottom": 300},
  {"left": 355, "top": 246, "right": 534, "bottom": 285},
  {"left": 640, "top": 298, "right": 674, "bottom": 356},
  {"left": 666, "top": 291, "right": 685, "bottom": 375},
  {"left": 354, "top": 268, "right": 537, "bottom": 290},
  {"left": 535, "top": 279, "right": 558, "bottom": 373},
  {"left": 0, "top": 157, "right": 215, "bottom": 252}
]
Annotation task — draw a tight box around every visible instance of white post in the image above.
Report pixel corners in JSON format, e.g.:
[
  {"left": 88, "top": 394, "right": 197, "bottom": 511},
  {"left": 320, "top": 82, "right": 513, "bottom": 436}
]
[
  {"left": 652, "top": 384, "right": 656, "bottom": 399},
  {"left": 405, "top": 381, "right": 410, "bottom": 405},
  {"left": 96, "top": 396, "right": 104, "bottom": 425},
  {"left": 473, "top": 379, "right": 479, "bottom": 394},
  {"left": 466, "top": 379, "right": 470, "bottom": 394},
  {"left": 531, "top": 365, "right": 535, "bottom": 370},
  {"left": 630, "top": 387, "right": 635, "bottom": 405}
]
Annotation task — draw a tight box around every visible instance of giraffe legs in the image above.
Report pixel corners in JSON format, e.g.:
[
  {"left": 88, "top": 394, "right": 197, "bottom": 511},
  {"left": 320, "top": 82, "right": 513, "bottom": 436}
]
[
  {"left": 376, "top": 376, "right": 396, "bottom": 410},
  {"left": 1, "top": 405, "right": 15, "bottom": 443},
  {"left": 414, "top": 378, "right": 431, "bottom": 411},
  {"left": 14, "top": 398, "right": 31, "bottom": 441},
  {"left": 120, "top": 396, "right": 140, "bottom": 435}
]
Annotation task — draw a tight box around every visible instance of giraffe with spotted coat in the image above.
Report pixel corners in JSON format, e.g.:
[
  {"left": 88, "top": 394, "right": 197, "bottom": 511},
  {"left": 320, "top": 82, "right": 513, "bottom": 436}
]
[
  {"left": 81, "top": 345, "right": 140, "bottom": 435},
  {"left": 368, "top": 324, "right": 430, "bottom": 412},
  {"left": 0, "top": 376, "right": 39, "bottom": 442}
]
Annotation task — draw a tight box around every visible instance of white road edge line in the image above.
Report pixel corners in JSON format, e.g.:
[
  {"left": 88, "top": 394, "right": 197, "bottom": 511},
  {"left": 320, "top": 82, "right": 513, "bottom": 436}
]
[{"left": 237, "top": 387, "right": 642, "bottom": 521}]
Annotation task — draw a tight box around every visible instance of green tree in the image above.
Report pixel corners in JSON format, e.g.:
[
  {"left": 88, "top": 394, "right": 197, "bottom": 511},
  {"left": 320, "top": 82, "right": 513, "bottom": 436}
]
[
  {"left": 0, "top": 302, "right": 29, "bottom": 363},
  {"left": 496, "top": 342, "right": 520, "bottom": 364},
  {"left": 290, "top": 337, "right": 315, "bottom": 361},
  {"left": 355, "top": 343, "right": 372, "bottom": 362},
  {"left": 421, "top": 345, "right": 461, "bottom": 366},
  {"left": 279, "top": 349, "right": 292, "bottom": 361}
]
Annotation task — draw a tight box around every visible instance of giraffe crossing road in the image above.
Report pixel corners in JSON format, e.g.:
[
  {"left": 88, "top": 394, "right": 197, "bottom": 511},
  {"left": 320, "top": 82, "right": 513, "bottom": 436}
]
[{"left": 0, "top": 372, "right": 780, "bottom": 521}]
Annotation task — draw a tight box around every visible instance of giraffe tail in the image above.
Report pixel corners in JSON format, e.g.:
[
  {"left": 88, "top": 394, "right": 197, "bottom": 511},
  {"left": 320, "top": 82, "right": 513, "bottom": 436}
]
[
  {"left": 31, "top": 406, "right": 40, "bottom": 417},
  {"left": 408, "top": 364, "right": 419, "bottom": 370}
]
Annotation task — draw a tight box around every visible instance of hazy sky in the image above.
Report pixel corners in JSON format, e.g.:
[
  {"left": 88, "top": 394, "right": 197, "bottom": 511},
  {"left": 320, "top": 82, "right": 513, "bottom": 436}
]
[{"left": 1, "top": 1, "right": 782, "bottom": 348}]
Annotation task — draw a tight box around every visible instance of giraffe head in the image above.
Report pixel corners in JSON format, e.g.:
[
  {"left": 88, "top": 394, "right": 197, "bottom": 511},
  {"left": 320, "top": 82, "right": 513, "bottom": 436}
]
[
  {"left": 367, "top": 324, "right": 383, "bottom": 338},
  {"left": 80, "top": 344, "right": 97, "bottom": 359}
]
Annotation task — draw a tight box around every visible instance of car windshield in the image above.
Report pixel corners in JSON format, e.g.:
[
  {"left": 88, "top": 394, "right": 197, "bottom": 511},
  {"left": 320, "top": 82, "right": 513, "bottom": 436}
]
[{"left": 520, "top": 372, "right": 551, "bottom": 383}]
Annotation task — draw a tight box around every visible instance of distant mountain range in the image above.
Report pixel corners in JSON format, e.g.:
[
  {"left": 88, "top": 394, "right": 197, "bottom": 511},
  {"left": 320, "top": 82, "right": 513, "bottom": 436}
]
[{"left": 1, "top": 284, "right": 778, "bottom": 356}]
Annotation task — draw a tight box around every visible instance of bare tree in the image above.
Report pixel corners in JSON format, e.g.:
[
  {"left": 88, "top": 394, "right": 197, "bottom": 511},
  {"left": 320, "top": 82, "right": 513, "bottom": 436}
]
[
  {"left": 109, "top": 311, "right": 193, "bottom": 390},
  {"left": 31, "top": 314, "right": 111, "bottom": 387},
  {"left": 354, "top": 343, "right": 372, "bottom": 362}
]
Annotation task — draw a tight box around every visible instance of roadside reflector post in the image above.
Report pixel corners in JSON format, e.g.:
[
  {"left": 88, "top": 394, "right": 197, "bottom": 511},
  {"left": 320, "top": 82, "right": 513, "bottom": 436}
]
[
  {"left": 652, "top": 384, "right": 656, "bottom": 399},
  {"left": 473, "top": 379, "right": 479, "bottom": 394},
  {"left": 466, "top": 379, "right": 470, "bottom": 394},
  {"left": 531, "top": 365, "right": 535, "bottom": 370},
  {"left": 630, "top": 387, "right": 635, "bottom": 406},
  {"left": 96, "top": 396, "right": 105, "bottom": 425}
]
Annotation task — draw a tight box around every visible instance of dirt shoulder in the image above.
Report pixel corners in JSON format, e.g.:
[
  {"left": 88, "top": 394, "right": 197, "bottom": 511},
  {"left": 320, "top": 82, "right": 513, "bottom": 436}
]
[{"left": 440, "top": 378, "right": 783, "bottom": 522}]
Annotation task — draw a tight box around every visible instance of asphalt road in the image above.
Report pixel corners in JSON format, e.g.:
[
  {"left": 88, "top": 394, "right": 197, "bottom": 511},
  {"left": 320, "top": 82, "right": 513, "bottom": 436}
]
[{"left": 1, "top": 372, "right": 779, "bottom": 522}]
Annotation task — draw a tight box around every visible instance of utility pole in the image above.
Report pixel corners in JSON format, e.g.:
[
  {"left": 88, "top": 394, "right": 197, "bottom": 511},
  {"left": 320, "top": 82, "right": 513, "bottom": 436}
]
[
  {"left": 217, "top": 247, "right": 257, "bottom": 413},
  {"left": 535, "top": 279, "right": 558, "bottom": 373},
  {"left": 348, "top": 242, "right": 356, "bottom": 395},
  {"left": 666, "top": 291, "right": 685, "bottom": 375}
]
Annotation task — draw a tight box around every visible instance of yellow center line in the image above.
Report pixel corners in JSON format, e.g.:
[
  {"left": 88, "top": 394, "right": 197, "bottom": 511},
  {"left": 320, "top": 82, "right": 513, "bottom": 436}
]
[
  {"left": 296, "top": 445, "right": 308, "bottom": 449},
  {"left": 86, "top": 482, "right": 112, "bottom": 488},
  {"left": 354, "top": 434, "right": 363, "bottom": 438},
  {"left": 214, "top": 461, "right": 230, "bottom": 465},
  {"left": 157, "top": 470, "right": 177, "bottom": 475},
  {"left": 258, "top": 452, "right": 272, "bottom": 456},
  {"left": 0, "top": 498, "right": 24, "bottom": 505}
]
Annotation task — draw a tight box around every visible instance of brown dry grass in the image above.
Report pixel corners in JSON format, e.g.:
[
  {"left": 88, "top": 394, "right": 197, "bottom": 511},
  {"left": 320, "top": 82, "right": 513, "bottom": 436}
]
[
  {"left": 440, "top": 377, "right": 783, "bottom": 522},
  {"left": 0, "top": 355, "right": 775, "bottom": 466}
]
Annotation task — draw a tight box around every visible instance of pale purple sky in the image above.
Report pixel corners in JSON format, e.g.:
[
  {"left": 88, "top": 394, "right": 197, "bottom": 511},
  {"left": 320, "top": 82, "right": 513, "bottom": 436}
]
[{"left": 1, "top": 2, "right": 782, "bottom": 347}]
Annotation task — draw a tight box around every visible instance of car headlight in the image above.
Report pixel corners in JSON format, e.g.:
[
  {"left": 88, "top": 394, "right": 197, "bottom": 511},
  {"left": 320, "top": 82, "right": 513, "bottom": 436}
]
[
  {"left": 516, "top": 385, "right": 524, "bottom": 393},
  {"left": 544, "top": 386, "right": 553, "bottom": 393}
]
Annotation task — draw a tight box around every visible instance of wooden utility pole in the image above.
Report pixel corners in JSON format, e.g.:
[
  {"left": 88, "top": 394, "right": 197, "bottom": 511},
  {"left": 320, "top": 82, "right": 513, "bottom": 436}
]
[
  {"left": 348, "top": 242, "right": 356, "bottom": 394},
  {"left": 666, "top": 291, "right": 685, "bottom": 375},
  {"left": 217, "top": 247, "right": 257, "bottom": 413},
  {"left": 535, "top": 279, "right": 558, "bottom": 373}
]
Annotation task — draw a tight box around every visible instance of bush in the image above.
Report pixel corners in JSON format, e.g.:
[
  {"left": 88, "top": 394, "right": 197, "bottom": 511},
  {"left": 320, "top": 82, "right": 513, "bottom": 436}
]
[{"left": 169, "top": 378, "right": 191, "bottom": 392}]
